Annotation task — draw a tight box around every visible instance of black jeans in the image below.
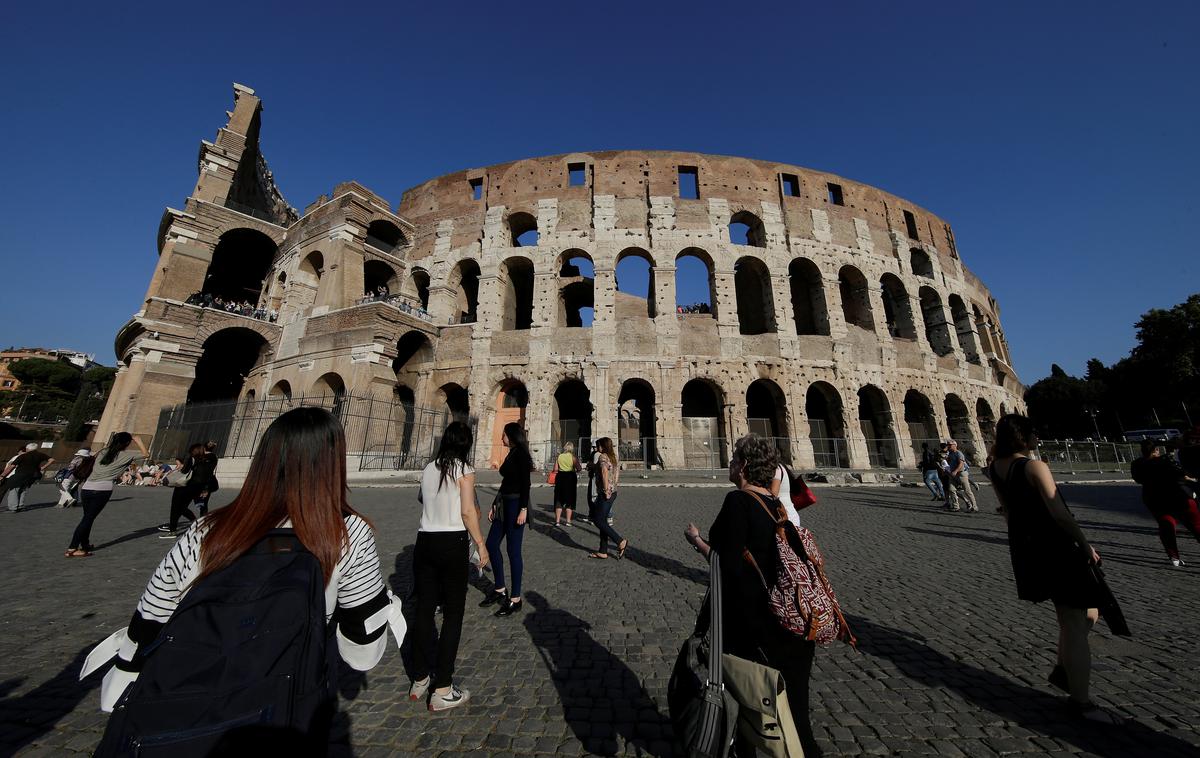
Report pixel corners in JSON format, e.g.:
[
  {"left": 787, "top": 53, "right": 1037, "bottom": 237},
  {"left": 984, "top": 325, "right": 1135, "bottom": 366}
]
[
  {"left": 411, "top": 530, "right": 469, "bottom": 689},
  {"left": 169, "top": 487, "right": 198, "bottom": 531},
  {"left": 69, "top": 488, "right": 114, "bottom": 550}
]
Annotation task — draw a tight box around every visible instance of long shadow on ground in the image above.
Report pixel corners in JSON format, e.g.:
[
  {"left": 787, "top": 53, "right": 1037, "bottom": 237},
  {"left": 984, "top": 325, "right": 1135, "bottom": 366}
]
[
  {"left": 849, "top": 615, "right": 1199, "bottom": 758},
  {"left": 0, "top": 641, "right": 105, "bottom": 757}
]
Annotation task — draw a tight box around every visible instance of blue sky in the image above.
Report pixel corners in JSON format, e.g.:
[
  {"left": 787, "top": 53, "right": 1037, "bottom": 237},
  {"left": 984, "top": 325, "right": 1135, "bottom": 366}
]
[{"left": 0, "top": 1, "right": 1195, "bottom": 385}]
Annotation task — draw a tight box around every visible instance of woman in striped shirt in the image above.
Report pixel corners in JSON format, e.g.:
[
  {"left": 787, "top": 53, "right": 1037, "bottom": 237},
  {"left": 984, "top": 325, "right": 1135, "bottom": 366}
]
[{"left": 81, "top": 407, "right": 406, "bottom": 715}]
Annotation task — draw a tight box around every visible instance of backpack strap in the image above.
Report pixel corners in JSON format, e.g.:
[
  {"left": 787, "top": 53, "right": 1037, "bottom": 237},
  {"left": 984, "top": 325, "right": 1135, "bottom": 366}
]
[{"left": 251, "top": 529, "right": 307, "bottom": 555}]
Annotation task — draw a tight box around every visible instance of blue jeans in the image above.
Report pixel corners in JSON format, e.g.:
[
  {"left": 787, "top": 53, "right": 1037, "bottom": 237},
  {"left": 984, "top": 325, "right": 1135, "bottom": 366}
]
[
  {"left": 486, "top": 494, "right": 525, "bottom": 596},
  {"left": 593, "top": 492, "right": 624, "bottom": 553},
  {"left": 922, "top": 470, "right": 944, "bottom": 498}
]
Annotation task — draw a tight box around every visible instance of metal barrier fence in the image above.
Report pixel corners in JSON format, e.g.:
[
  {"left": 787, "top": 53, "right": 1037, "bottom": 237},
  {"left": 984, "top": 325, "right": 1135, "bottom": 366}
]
[
  {"left": 150, "top": 393, "right": 476, "bottom": 472},
  {"left": 1032, "top": 440, "right": 1140, "bottom": 474}
]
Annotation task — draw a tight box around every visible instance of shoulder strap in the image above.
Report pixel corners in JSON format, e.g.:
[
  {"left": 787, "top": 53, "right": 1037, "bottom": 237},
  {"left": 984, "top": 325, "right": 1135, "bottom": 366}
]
[
  {"left": 744, "top": 489, "right": 783, "bottom": 525},
  {"left": 708, "top": 551, "right": 723, "bottom": 688}
]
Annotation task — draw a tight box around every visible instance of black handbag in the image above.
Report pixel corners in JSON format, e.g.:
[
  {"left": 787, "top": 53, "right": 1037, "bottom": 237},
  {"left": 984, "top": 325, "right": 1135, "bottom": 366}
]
[{"left": 668, "top": 551, "right": 738, "bottom": 758}]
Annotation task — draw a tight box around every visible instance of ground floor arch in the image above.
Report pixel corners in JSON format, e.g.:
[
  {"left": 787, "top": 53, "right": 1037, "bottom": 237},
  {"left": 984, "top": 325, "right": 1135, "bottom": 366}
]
[
  {"left": 746, "top": 378, "right": 791, "bottom": 462},
  {"left": 618, "top": 378, "right": 658, "bottom": 467},
  {"left": 944, "top": 393, "right": 977, "bottom": 463},
  {"left": 491, "top": 380, "right": 529, "bottom": 468},
  {"left": 806, "top": 382, "right": 849, "bottom": 468},
  {"left": 903, "top": 389, "right": 939, "bottom": 461},
  {"left": 857, "top": 385, "right": 898, "bottom": 467},
  {"left": 681, "top": 378, "right": 728, "bottom": 468},
  {"left": 188, "top": 328, "right": 269, "bottom": 403},
  {"left": 976, "top": 398, "right": 997, "bottom": 450}
]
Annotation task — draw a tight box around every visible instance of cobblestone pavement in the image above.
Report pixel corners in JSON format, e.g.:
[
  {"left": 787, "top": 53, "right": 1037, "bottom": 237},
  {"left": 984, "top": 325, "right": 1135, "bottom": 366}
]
[{"left": 1, "top": 480, "right": 1198, "bottom": 757}]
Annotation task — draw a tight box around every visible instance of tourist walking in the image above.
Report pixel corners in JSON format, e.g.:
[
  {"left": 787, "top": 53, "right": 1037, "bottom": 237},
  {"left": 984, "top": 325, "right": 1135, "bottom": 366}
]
[
  {"left": 80, "top": 407, "right": 406, "bottom": 753},
  {"left": 159, "top": 443, "right": 217, "bottom": 539},
  {"left": 1, "top": 443, "right": 55, "bottom": 512},
  {"left": 770, "top": 461, "right": 803, "bottom": 528},
  {"left": 480, "top": 422, "right": 531, "bottom": 617},
  {"left": 553, "top": 441, "right": 581, "bottom": 528},
  {"left": 588, "top": 437, "right": 627, "bottom": 560},
  {"left": 683, "top": 434, "right": 825, "bottom": 756},
  {"left": 409, "top": 421, "right": 489, "bottom": 712},
  {"left": 56, "top": 448, "right": 92, "bottom": 507},
  {"left": 193, "top": 440, "right": 220, "bottom": 516},
  {"left": 1131, "top": 439, "right": 1200, "bottom": 567},
  {"left": 986, "top": 414, "right": 1121, "bottom": 724},
  {"left": 919, "top": 442, "right": 945, "bottom": 501},
  {"left": 946, "top": 440, "right": 977, "bottom": 512},
  {"left": 65, "top": 433, "right": 147, "bottom": 557}
]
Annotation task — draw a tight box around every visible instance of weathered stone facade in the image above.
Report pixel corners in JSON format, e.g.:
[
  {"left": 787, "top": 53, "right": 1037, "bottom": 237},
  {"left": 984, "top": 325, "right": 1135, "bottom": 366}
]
[{"left": 96, "top": 85, "right": 1023, "bottom": 470}]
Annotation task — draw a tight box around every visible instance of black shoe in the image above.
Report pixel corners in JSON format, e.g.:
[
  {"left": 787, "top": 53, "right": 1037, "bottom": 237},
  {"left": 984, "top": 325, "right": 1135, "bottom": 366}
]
[
  {"left": 1048, "top": 664, "right": 1069, "bottom": 693},
  {"left": 478, "top": 589, "right": 507, "bottom": 608},
  {"left": 495, "top": 598, "right": 523, "bottom": 617}
]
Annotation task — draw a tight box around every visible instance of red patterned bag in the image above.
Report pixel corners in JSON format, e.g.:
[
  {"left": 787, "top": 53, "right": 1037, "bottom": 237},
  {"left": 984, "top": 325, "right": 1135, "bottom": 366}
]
[{"left": 743, "top": 492, "right": 855, "bottom": 646}]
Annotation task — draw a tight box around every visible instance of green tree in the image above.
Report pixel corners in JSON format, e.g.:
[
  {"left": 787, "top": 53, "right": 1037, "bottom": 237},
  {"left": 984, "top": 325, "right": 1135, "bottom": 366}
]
[
  {"left": 0, "top": 358, "right": 82, "bottom": 423},
  {"left": 1024, "top": 364, "right": 1100, "bottom": 439},
  {"left": 64, "top": 366, "right": 117, "bottom": 440}
]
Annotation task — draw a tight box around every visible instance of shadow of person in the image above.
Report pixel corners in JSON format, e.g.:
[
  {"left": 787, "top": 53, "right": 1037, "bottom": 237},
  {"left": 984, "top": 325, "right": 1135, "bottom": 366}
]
[
  {"left": 385, "top": 544, "right": 419, "bottom": 681},
  {"left": 527, "top": 507, "right": 591, "bottom": 553},
  {"left": 847, "top": 615, "right": 1200, "bottom": 757},
  {"left": 523, "top": 591, "right": 671, "bottom": 757},
  {"left": 91, "top": 526, "right": 161, "bottom": 551},
  {"left": 0, "top": 641, "right": 105, "bottom": 756}
]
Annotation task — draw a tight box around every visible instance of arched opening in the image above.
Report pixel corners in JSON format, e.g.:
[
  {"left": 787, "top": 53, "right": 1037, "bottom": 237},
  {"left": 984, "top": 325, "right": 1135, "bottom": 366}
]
[
  {"left": 903, "top": 389, "right": 939, "bottom": 461},
  {"left": 618, "top": 379, "right": 658, "bottom": 468},
  {"left": 268, "top": 380, "right": 292, "bottom": 400},
  {"left": 393, "top": 384, "right": 417, "bottom": 464},
  {"left": 188, "top": 327, "right": 268, "bottom": 403},
  {"left": 729, "top": 210, "right": 766, "bottom": 247},
  {"left": 880, "top": 274, "right": 917, "bottom": 340},
  {"left": 789, "top": 258, "right": 829, "bottom": 336},
  {"left": 508, "top": 212, "right": 539, "bottom": 247},
  {"left": 439, "top": 382, "right": 470, "bottom": 422},
  {"left": 365, "top": 219, "right": 405, "bottom": 253},
  {"left": 944, "top": 394, "right": 977, "bottom": 464},
  {"left": 491, "top": 380, "right": 528, "bottom": 468},
  {"left": 393, "top": 331, "right": 434, "bottom": 385},
  {"left": 407, "top": 268, "right": 431, "bottom": 311},
  {"left": 681, "top": 378, "right": 728, "bottom": 468},
  {"left": 948, "top": 295, "right": 980, "bottom": 363},
  {"left": 976, "top": 398, "right": 997, "bottom": 451},
  {"left": 363, "top": 260, "right": 398, "bottom": 298},
  {"left": 972, "top": 304, "right": 997, "bottom": 355},
  {"left": 269, "top": 271, "right": 287, "bottom": 312},
  {"left": 806, "top": 382, "right": 848, "bottom": 468},
  {"left": 838, "top": 265, "right": 874, "bottom": 331},
  {"left": 747, "top": 378, "right": 791, "bottom": 463},
  {"left": 448, "top": 259, "right": 481, "bottom": 324},
  {"left": 500, "top": 257, "right": 535, "bottom": 330},
  {"left": 857, "top": 385, "right": 898, "bottom": 467},
  {"left": 615, "top": 248, "right": 656, "bottom": 319},
  {"left": 558, "top": 250, "right": 595, "bottom": 327},
  {"left": 675, "top": 248, "right": 717, "bottom": 317},
  {"left": 734, "top": 257, "right": 776, "bottom": 335},
  {"left": 553, "top": 379, "right": 592, "bottom": 456},
  {"left": 311, "top": 372, "right": 347, "bottom": 423},
  {"left": 918, "top": 287, "right": 954, "bottom": 356},
  {"left": 202, "top": 229, "right": 277, "bottom": 304},
  {"left": 910, "top": 248, "right": 934, "bottom": 279}
]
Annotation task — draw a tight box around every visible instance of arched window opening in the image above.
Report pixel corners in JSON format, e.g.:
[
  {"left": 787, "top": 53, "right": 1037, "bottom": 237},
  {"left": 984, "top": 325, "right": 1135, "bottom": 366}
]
[
  {"left": 910, "top": 248, "right": 934, "bottom": 279},
  {"left": 615, "top": 249, "right": 656, "bottom": 319},
  {"left": 747, "top": 378, "right": 791, "bottom": 463},
  {"left": 363, "top": 260, "right": 398, "bottom": 298},
  {"left": 439, "top": 382, "right": 470, "bottom": 422},
  {"left": 366, "top": 220, "right": 405, "bottom": 253},
  {"left": 675, "top": 249, "right": 717, "bottom": 317},
  {"left": 806, "top": 383, "right": 848, "bottom": 468},
  {"left": 880, "top": 274, "right": 917, "bottom": 340},
  {"left": 299, "top": 252, "right": 323, "bottom": 282},
  {"left": 393, "top": 384, "right": 417, "bottom": 463},
  {"left": 202, "top": 229, "right": 277, "bottom": 304},
  {"left": 553, "top": 379, "right": 592, "bottom": 460},
  {"left": 268, "top": 380, "right": 292, "bottom": 402},
  {"left": 948, "top": 295, "right": 980, "bottom": 363},
  {"left": 857, "top": 385, "right": 898, "bottom": 467},
  {"left": 407, "top": 268, "right": 431, "bottom": 311},
  {"left": 918, "top": 287, "right": 954, "bottom": 356},
  {"left": 509, "top": 212, "right": 539, "bottom": 247},
  {"left": 312, "top": 372, "right": 347, "bottom": 423},
  {"left": 788, "top": 258, "right": 829, "bottom": 336},
  {"left": 972, "top": 304, "right": 997, "bottom": 355},
  {"left": 269, "top": 271, "right": 288, "bottom": 311},
  {"left": 449, "top": 259, "right": 481, "bottom": 324},
  {"left": 976, "top": 398, "right": 997, "bottom": 450},
  {"left": 393, "top": 331, "right": 434, "bottom": 380},
  {"left": 903, "top": 389, "right": 938, "bottom": 461},
  {"left": 734, "top": 257, "right": 776, "bottom": 335},
  {"left": 944, "top": 394, "right": 977, "bottom": 464},
  {"left": 501, "top": 257, "right": 535, "bottom": 330},
  {"left": 618, "top": 379, "right": 658, "bottom": 468},
  {"left": 838, "top": 266, "right": 874, "bottom": 332},
  {"left": 681, "top": 379, "right": 727, "bottom": 468},
  {"left": 729, "top": 210, "right": 766, "bottom": 247},
  {"left": 558, "top": 251, "right": 595, "bottom": 327},
  {"left": 187, "top": 327, "right": 268, "bottom": 403}
]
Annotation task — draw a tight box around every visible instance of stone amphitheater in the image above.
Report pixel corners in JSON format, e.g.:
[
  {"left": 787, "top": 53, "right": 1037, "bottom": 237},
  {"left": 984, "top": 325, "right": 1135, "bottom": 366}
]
[{"left": 96, "top": 84, "right": 1024, "bottom": 473}]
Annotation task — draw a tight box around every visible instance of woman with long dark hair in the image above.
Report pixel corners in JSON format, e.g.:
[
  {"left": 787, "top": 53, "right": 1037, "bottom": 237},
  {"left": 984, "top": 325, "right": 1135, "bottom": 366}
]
[
  {"left": 65, "top": 432, "right": 147, "bottom": 557},
  {"left": 480, "top": 422, "right": 531, "bottom": 617},
  {"left": 986, "top": 414, "right": 1119, "bottom": 724},
  {"left": 159, "top": 442, "right": 216, "bottom": 538},
  {"left": 85, "top": 407, "right": 405, "bottom": 718},
  {"left": 408, "top": 421, "right": 489, "bottom": 712},
  {"left": 589, "top": 437, "right": 627, "bottom": 559}
]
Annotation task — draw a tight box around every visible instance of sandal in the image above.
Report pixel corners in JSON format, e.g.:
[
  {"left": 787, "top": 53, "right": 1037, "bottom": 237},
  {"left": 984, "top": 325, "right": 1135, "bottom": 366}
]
[
  {"left": 588, "top": 552, "right": 609, "bottom": 559},
  {"left": 617, "top": 540, "right": 629, "bottom": 560},
  {"left": 64, "top": 549, "right": 93, "bottom": 558}
]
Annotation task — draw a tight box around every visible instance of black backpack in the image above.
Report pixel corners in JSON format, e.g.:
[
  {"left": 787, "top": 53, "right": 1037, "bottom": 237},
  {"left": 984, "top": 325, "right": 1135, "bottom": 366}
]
[{"left": 95, "top": 530, "right": 337, "bottom": 757}]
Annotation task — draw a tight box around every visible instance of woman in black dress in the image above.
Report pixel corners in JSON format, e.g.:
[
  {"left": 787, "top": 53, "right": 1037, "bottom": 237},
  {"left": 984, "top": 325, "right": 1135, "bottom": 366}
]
[
  {"left": 552, "top": 441, "right": 581, "bottom": 528},
  {"left": 987, "top": 414, "right": 1119, "bottom": 725}
]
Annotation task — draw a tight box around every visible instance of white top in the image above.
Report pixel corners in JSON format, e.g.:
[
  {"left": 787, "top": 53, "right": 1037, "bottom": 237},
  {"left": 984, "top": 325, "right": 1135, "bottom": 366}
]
[
  {"left": 773, "top": 464, "right": 802, "bottom": 529},
  {"left": 418, "top": 460, "right": 474, "bottom": 532}
]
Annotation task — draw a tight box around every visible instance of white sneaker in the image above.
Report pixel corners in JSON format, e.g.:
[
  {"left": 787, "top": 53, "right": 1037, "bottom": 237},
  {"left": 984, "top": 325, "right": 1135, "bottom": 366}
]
[
  {"left": 1171, "top": 558, "right": 1185, "bottom": 567},
  {"left": 408, "top": 677, "right": 430, "bottom": 702},
  {"left": 428, "top": 684, "right": 470, "bottom": 712}
]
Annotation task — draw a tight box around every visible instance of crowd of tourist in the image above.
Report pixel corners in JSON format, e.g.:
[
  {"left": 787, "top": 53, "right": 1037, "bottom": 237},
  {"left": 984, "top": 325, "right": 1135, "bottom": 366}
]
[
  {"left": 185, "top": 292, "right": 278, "bottom": 322},
  {"left": 676, "top": 302, "right": 712, "bottom": 314},
  {"left": 360, "top": 286, "right": 434, "bottom": 321}
]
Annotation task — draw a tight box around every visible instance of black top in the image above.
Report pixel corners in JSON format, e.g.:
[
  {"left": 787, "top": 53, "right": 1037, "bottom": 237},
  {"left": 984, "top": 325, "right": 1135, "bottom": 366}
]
[
  {"left": 1130, "top": 455, "right": 1192, "bottom": 513},
  {"left": 498, "top": 448, "right": 531, "bottom": 509},
  {"left": 8, "top": 451, "right": 49, "bottom": 487},
  {"left": 707, "top": 489, "right": 798, "bottom": 652},
  {"left": 181, "top": 455, "right": 218, "bottom": 497}
]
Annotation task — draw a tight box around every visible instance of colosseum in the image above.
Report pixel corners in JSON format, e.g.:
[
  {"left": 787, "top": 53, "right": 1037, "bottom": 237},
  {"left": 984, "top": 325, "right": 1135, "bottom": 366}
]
[{"left": 96, "top": 84, "right": 1023, "bottom": 474}]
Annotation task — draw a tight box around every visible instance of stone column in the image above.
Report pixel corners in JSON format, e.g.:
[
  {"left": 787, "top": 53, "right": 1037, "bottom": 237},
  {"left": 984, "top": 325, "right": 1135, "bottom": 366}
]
[
  {"left": 591, "top": 267, "right": 617, "bottom": 355},
  {"left": 842, "top": 390, "right": 871, "bottom": 470},
  {"left": 653, "top": 265, "right": 677, "bottom": 326}
]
